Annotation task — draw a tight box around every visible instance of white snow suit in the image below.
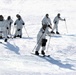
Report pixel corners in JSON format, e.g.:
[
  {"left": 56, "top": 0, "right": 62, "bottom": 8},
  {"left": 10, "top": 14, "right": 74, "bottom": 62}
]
[
  {"left": 36, "top": 27, "right": 50, "bottom": 51},
  {"left": 0, "top": 20, "right": 8, "bottom": 40},
  {"left": 42, "top": 16, "right": 52, "bottom": 26},
  {"left": 6, "top": 19, "right": 13, "bottom": 35},
  {"left": 14, "top": 18, "right": 24, "bottom": 37},
  {"left": 52, "top": 16, "right": 64, "bottom": 32}
]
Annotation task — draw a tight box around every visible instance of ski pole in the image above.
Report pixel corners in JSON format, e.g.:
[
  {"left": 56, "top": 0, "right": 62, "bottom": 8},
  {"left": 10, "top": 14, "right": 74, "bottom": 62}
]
[
  {"left": 23, "top": 26, "right": 29, "bottom": 38},
  {"left": 65, "top": 20, "right": 68, "bottom": 33},
  {"left": 32, "top": 43, "right": 38, "bottom": 52},
  {"left": 46, "top": 34, "right": 51, "bottom": 52}
]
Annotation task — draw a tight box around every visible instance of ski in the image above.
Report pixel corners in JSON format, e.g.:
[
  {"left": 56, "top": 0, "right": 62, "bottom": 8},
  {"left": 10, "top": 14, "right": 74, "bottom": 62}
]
[
  {"left": 42, "top": 54, "right": 50, "bottom": 57},
  {"left": 31, "top": 52, "right": 50, "bottom": 57},
  {"left": 50, "top": 34, "right": 62, "bottom": 37}
]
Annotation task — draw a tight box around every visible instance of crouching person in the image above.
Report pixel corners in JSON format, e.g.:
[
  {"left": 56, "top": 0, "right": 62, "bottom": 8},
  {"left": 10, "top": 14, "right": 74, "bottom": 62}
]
[{"left": 35, "top": 25, "right": 51, "bottom": 56}]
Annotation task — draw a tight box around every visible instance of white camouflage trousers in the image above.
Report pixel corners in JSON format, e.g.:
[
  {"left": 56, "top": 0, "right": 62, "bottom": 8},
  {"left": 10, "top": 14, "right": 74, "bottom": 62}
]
[
  {"left": 36, "top": 43, "right": 46, "bottom": 51},
  {"left": 52, "top": 24, "right": 58, "bottom": 32}
]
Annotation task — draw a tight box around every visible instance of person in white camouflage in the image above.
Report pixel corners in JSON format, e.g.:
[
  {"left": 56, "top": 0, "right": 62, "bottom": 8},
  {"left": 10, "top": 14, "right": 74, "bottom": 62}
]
[
  {"left": 0, "top": 15, "right": 8, "bottom": 42},
  {"left": 51, "top": 13, "right": 65, "bottom": 34},
  {"left": 42, "top": 14, "right": 52, "bottom": 29},
  {"left": 6, "top": 16, "right": 13, "bottom": 37},
  {"left": 14, "top": 14, "right": 25, "bottom": 38},
  {"left": 35, "top": 25, "right": 51, "bottom": 56}
]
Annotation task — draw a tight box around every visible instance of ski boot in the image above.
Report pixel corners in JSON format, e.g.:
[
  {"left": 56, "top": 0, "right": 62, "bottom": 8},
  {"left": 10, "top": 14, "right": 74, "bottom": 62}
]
[
  {"left": 0, "top": 36, "right": 3, "bottom": 39},
  {"left": 41, "top": 50, "right": 45, "bottom": 56},
  {"left": 4, "top": 39, "right": 7, "bottom": 42},
  {"left": 51, "top": 31, "right": 55, "bottom": 34},
  {"left": 14, "top": 35, "right": 16, "bottom": 38},
  {"left": 35, "top": 51, "right": 39, "bottom": 55},
  {"left": 56, "top": 31, "right": 60, "bottom": 34}
]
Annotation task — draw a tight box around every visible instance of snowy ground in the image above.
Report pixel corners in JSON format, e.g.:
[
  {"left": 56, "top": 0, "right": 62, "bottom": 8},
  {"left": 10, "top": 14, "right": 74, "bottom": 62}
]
[{"left": 0, "top": 0, "right": 76, "bottom": 75}]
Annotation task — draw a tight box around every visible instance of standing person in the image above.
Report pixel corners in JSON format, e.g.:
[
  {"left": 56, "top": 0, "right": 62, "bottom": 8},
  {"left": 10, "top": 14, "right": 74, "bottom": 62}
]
[
  {"left": 6, "top": 16, "right": 13, "bottom": 37},
  {"left": 35, "top": 25, "right": 50, "bottom": 56},
  {"left": 42, "top": 14, "right": 52, "bottom": 29},
  {"left": 0, "top": 15, "right": 3, "bottom": 38},
  {"left": 14, "top": 14, "right": 25, "bottom": 38},
  {"left": 51, "top": 13, "right": 65, "bottom": 34},
  {"left": 0, "top": 15, "right": 8, "bottom": 42}
]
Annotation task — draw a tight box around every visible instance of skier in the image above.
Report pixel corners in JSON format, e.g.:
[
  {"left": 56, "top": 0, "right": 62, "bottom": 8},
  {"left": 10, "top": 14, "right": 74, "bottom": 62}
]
[
  {"left": 42, "top": 14, "right": 52, "bottom": 29},
  {"left": 51, "top": 13, "right": 65, "bottom": 34},
  {"left": 6, "top": 16, "right": 13, "bottom": 37},
  {"left": 0, "top": 15, "right": 8, "bottom": 42},
  {"left": 14, "top": 14, "right": 25, "bottom": 38},
  {"left": 0, "top": 15, "right": 3, "bottom": 38},
  {"left": 35, "top": 25, "right": 51, "bottom": 56}
]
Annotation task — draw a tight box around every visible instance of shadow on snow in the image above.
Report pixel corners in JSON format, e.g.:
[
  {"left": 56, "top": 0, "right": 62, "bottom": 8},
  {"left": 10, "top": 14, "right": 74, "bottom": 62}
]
[
  {"left": 38, "top": 56, "right": 75, "bottom": 70},
  {"left": 3, "top": 42, "right": 20, "bottom": 55}
]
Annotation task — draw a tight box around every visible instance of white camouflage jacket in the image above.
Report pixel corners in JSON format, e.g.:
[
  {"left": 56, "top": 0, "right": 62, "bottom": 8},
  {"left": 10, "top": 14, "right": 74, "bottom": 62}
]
[
  {"left": 42, "top": 16, "right": 52, "bottom": 25},
  {"left": 53, "top": 16, "right": 64, "bottom": 25},
  {"left": 14, "top": 18, "right": 24, "bottom": 29},
  {"left": 37, "top": 27, "right": 50, "bottom": 44}
]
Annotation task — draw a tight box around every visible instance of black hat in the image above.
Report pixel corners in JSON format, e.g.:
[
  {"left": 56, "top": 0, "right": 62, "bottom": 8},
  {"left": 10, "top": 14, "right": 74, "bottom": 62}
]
[
  {"left": 0, "top": 15, "right": 4, "bottom": 21},
  {"left": 46, "top": 14, "right": 49, "bottom": 16},
  {"left": 7, "top": 16, "right": 11, "bottom": 20},
  {"left": 57, "top": 13, "right": 60, "bottom": 16},
  {"left": 16, "top": 14, "right": 20, "bottom": 17}
]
